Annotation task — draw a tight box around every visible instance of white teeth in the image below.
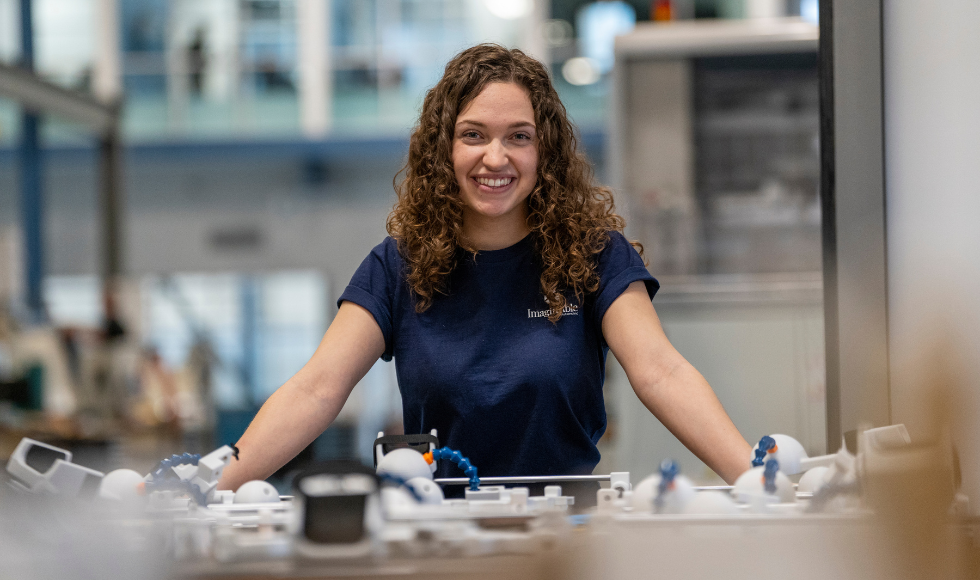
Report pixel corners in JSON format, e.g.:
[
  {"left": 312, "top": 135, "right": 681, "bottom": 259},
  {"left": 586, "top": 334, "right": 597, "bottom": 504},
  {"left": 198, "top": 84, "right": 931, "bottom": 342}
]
[{"left": 476, "top": 177, "right": 513, "bottom": 188}]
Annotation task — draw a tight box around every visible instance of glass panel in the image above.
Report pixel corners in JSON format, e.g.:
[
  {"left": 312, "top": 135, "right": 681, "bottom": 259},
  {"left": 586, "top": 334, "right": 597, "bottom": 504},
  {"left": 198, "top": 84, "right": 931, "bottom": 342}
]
[
  {"left": 142, "top": 273, "right": 246, "bottom": 408},
  {"left": 0, "top": 0, "right": 20, "bottom": 65},
  {"left": 140, "top": 271, "right": 327, "bottom": 409},
  {"left": 329, "top": 0, "right": 538, "bottom": 135},
  {"left": 33, "top": 0, "right": 96, "bottom": 91},
  {"left": 693, "top": 53, "right": 821, "bottom": 274},
  {"left": 44, "top": 275, "right": 102, "bottom": 327},
  {"left": 237, "top": 0, "right": 300, "bottom": 136},
  {"left": 255, "top": 271, "right": 326, "bottom": 400},
  {"left": 0, "top": 101, "right": 20, "bottom": 146},
  {"left": 120, "top": 0, "right": 169, "bottom": 137}
]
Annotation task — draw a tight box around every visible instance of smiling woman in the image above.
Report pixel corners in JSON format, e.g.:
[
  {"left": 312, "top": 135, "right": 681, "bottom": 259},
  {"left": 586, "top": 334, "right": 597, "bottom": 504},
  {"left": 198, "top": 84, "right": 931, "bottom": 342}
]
[
  {"left": 217, "top": 44, "right": 751, "bottom": 500},
  {"left": 387, "top": 44, "right": 631, "bottom": 323}
]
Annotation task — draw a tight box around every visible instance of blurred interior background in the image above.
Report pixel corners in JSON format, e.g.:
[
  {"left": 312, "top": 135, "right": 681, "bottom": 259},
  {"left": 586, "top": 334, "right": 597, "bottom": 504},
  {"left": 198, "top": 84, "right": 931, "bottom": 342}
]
[{"left": 0, "top": 0, "right": 826, "bottom": 487}]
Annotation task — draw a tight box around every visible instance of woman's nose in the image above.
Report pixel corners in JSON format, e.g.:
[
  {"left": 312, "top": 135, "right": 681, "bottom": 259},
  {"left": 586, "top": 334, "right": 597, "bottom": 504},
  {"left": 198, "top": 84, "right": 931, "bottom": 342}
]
[{"left": 482, "top": 139, "right": 507, "bottom": 168}]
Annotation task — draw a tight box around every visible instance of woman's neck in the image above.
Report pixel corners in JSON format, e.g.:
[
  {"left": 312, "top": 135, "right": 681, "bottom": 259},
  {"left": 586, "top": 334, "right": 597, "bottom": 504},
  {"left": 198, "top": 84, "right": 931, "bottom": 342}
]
[{"left": 461, "top": 216, "right": 531, "bottom": 251}]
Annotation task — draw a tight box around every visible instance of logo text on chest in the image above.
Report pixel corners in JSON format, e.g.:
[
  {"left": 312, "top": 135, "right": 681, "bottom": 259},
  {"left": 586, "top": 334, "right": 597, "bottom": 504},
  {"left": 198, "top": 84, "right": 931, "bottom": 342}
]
[{"left": 527, "top": 305, "right": 579, "bottom": 318}]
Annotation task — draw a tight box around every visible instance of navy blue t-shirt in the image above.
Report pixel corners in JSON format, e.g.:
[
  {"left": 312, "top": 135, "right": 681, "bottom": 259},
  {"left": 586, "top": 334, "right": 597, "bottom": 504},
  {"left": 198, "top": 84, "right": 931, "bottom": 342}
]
[{"left": 338, "top": 231, "right": 658, "bottom": 480}]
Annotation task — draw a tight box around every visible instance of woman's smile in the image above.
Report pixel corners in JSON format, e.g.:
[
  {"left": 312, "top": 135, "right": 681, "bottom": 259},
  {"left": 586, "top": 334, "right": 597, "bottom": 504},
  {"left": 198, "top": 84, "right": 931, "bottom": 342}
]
[{"left": 474, "top": 176, "right": 516, "bottom": 190}]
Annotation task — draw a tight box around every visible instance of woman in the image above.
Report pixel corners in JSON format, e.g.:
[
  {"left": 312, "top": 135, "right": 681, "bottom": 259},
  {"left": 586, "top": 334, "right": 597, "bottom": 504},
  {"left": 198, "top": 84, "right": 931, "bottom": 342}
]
[{"left": 218, "top": 44, "right": 750, "bottom": 492}]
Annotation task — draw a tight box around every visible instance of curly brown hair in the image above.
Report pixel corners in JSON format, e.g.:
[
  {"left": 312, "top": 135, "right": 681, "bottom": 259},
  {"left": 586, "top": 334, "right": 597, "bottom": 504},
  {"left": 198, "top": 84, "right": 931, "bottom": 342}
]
[{"left": 387, "top": 43, "right": 640, "bottom": 322}]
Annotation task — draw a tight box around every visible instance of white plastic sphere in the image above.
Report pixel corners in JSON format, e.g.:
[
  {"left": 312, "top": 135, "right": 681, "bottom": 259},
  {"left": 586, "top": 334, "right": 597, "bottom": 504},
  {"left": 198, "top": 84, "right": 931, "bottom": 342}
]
[
  {"left": 797, "top": 466, "right": 830, "bottom": 493},
  {"left": 98, "top": 469, "right": 145, "bottom": 502},
  {"left": 749, "top": 434, "right": 808, "bottom": 475},
  {"left": 376, "top": 448, "right": 433, "bottom": 482},
  {"left": 405, "top": 477, "right": 444, "bottom": 504},
  {"left": 682, "top": 490, "right": 740, "bottom": 515},
  {"left": 630, "top": 473, "right": 696, "bottom": 514},
  {"left": 733, "top": 465, "right": 795, "bottom": 504},
  {"left": 380, "top": 486, "right": 417, "bottom": 511},
  {"left": 234, "top": 480, "right": 281, "bottom": 504}
]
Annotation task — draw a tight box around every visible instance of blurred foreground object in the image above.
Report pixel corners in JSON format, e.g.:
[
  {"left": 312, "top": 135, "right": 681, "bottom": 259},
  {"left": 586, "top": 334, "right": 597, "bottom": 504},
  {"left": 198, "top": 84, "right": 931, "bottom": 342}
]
[
  {"left": 6, "top": 437, "right": 103, "bottom": 497},
  {"left": 4, "top": 415, "right": 978, "bottom": 579}
]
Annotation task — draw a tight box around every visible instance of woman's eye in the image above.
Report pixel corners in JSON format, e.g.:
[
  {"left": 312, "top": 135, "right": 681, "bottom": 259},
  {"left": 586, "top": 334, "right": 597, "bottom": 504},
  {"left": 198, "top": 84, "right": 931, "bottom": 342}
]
[
  {"left": 514, "top": 132, "right": 532, "bottom": 141},
  {"left": 461, "top": 130, "right": 480, "bottom": 139}
]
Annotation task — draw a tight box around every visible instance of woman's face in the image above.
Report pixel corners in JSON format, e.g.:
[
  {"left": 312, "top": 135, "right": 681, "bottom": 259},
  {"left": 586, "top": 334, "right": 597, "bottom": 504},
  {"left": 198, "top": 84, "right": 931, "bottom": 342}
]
[{"left": 452, "top": 82, "right": 539, "bottom": 243}]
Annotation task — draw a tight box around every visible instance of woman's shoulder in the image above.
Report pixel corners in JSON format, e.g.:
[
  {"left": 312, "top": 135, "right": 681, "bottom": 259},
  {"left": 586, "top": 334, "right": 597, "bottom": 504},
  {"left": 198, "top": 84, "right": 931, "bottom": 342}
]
[
  {"left": 595, "top": 229, "right": 638, "bottom": 260},
  {"left": 357, "top": 236, "right": 407, "bottom": 276},
  {"left": 591, "top": 229, "right": 658, "bottom": 302},
  {"left": 369, "top": 236, "right": 403, "bottom": 260},
  {"left": 603, "top": 229, "right": 631, "bottom": 247},
  {"left": 592, "top": 229, "right": 646, "bottom": 275}
]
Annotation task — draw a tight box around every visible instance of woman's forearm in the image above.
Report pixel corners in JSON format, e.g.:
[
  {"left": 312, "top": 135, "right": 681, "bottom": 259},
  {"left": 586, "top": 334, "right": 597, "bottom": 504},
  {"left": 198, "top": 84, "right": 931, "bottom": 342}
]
[
  {"left": 604, "top": 282, "right": 751, "bottom": 484},
  {"left": 217, "top": 372, "right": 346, "bottom": 491},
  {"left": 217, "top": 302, "right": 386, "bottom": 491},
  {"left": 631, "top": 359, "right": 751, "bottom": 484}
]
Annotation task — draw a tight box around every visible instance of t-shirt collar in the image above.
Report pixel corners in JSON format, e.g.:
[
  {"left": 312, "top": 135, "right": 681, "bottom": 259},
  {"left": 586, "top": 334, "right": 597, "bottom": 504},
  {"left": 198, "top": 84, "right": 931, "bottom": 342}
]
[{"left": 468, "top": 233, "right": 534, "bottom": 263}]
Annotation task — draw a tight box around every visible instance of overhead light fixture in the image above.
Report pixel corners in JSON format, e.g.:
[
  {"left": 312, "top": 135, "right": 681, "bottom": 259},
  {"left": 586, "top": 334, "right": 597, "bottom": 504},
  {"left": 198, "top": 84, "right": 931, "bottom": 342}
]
[
  {"left": 543, "top": 19, "right": 574, "bottom": 48},
  {"left": 484, "top": 0, "right": 531, "bottom": 20},
  {"left": 562, "top": 57, "right": 601, "bottom": 86}
]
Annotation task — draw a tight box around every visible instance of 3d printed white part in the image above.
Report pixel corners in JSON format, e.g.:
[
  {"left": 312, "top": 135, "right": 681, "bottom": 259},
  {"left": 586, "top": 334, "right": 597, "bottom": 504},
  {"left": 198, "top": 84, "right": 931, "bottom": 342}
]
[
  {"left": 187, "top": 445, "right": 238, "bottom": 502},
  {"left": 376, "top": 448, "right": 434, "bottom": 482},
  {"left": 234, "top": 480, "right": 282, "bottom": 504},
  {"left": 734, "top": 465, "right": 795, "bottom": 504},
  {"left": 798, "top": 466, "right": 830, "bottom": 493},
  {"left": 630, "top": 473, "right": 696, "bottom": 514},
  {"left": 381, "top": 486, "right": 418, "bottom": 511},
  {"left": 405, "top": 477, "right": 444, "bottom": 504},
  {"left": 682, "top": 490, "right": 740, "bottom": 515},
  {"left": 195, "top": 446, "right": 237, "bottom": 483},
  {"left": 47, "top": 460, "right": 104, "bottom": 497},
  {"left": 862, "top": 424, "right": 912, "bottom": 451},
  {"left": 751, "top": 434, "right": 809, "bottom": 475},
  {"left": 6, "top": 438, "right": 104, "bottom": 497},
  {"left": 99, "top": 469, "right": 146, "bottom": 501},
  {"left": 6, "top": 438, "right": 72, "bottom": 490},
  {"left": 374, "top": 429, "right": 439, "bottom": 475}
]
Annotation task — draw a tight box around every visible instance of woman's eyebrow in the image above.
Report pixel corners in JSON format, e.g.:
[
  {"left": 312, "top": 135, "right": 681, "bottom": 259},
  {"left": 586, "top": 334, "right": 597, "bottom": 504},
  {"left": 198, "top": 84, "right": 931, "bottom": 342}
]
[{"left": 455, "top": 120, "right": 536, "bottom": 129}]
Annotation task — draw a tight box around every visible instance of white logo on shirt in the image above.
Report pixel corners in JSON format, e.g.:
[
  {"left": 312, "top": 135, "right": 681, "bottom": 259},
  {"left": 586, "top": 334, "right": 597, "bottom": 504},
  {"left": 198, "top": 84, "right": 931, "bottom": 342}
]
[{"left": 527, "top": 304, "right": 579, "bottom": 318}]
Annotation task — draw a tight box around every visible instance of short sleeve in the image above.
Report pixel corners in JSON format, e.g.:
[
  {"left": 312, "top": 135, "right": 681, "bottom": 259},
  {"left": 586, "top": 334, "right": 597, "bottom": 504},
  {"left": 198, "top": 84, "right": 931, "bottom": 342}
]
[
  {"left": 337, "top": 238, "right": 400, "bottom": 361},
  {"left": 592, "top": 231, "right": 659, "bottom": 332}
]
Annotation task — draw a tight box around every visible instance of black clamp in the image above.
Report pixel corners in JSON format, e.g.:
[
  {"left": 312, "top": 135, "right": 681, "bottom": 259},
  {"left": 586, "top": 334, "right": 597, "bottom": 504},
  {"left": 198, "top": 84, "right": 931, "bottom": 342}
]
[{"left": 372, "top": 433, "right": 439, "bottom": 467}]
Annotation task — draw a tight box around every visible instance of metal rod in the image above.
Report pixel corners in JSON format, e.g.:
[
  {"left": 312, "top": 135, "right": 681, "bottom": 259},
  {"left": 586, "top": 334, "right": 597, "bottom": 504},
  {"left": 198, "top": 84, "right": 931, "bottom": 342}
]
[
  {"left": 435, "top": 474, "right": 613, "bottom": 486},
  {"left": 19, "top": 0, "right": 34, "bottom": 71},
  {"left": 436, "top": 480, "right": 806, "bottom": 493},
  {"left": 99, "top": 128, "right": 122, "bottom": 282},
  {"left": 18, "top": 0, "right": 44, "bottom": 322},
  {"left": 20, "top": 111, "right": 43, "bottom": 321},
  {"left": 692, "top": 484, "right": 803, "bottom": 491}
]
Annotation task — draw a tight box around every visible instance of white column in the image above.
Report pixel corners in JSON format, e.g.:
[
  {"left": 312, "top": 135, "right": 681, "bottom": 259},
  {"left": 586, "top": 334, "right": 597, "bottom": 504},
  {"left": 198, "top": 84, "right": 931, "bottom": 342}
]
[
  {"left": 297, "top": 0, "right": 330, "bottom": 138},
  {"left": 522, "top": 0, "right": 549, "bottom": 66},
  {"left": 884, "top": 0, "right": 980, "bottom": 510},
  {"left": 92, "top": 0, "right": 122, "bottom": 103}
]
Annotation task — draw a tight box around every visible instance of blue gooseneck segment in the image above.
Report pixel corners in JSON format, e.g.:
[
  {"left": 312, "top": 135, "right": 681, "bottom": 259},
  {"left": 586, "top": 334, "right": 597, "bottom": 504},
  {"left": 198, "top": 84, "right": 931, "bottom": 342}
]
[
  {"left": 753, "top": 435, "right": 776, "bottom": 467},
  {"left": 654, "top": 459, "right": 680, "bottom": 511},
  {"left": 150, "top": 453, "right": 201, "bottom": 480},
  {"left": 431, "top": 447, "right": 480, "bottom": 491},
  {"left": 145, "top": 453, "right": 206, "bottom": 504},
  {"left": 763, "top": 459, "right": 780, "bottom": 494}
]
